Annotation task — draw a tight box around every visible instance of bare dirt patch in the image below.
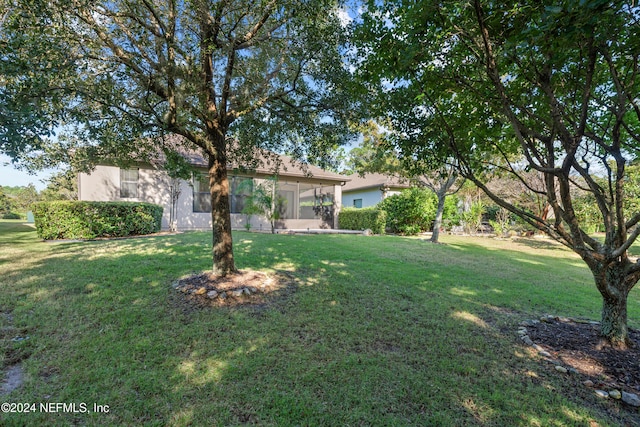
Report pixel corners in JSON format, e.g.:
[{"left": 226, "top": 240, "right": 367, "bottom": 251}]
[
  {"left": 0, "top": 364, "right": 24, "bottom": 397},
  {"left": 173, "top": 269, "right": 297, "bottom": 308}
]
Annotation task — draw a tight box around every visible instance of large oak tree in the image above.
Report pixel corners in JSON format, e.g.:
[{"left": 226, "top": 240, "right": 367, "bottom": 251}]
[
  {"left": 355, "top": 1, "right": 640, "bottom": 346},
  {"left": 1, "top": 0, "right": 354, "bottom": 275}
]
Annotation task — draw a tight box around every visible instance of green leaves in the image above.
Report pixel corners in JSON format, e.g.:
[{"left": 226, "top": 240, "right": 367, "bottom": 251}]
[
  {"left": 31, "top": 201, "right": 163, "bottom": 240},
  {"left": 378, "top": 187, "right": 437, "bottom": 235}
]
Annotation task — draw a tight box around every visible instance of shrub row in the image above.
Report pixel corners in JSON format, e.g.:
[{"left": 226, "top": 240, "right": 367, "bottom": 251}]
[
  {"left": 2, "top": 212, "right": 22, "bottom": 219},
  {"left": 338, "top": 207, "right": 386, "bottom": 235},
  {"left": 32, "top": 201, "right": 163, "bottom": 240}
]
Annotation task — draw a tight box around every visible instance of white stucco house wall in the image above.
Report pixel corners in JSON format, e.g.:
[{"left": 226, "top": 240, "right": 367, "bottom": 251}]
[
  {"left": 78, "top": 149, "right": 349, "bottom": 231},
  {"left": 341, "top": 173, "right": 411, "bottom": 208}
]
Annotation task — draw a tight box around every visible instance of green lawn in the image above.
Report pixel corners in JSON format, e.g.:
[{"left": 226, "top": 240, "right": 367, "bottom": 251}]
[{"left": 1, "top": 220, "right": 639, "bottom": 426}]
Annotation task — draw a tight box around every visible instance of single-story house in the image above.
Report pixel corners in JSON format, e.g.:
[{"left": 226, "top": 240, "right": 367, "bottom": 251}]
[
  {"left": 78, "top": 148, "right": 350, "bottom": 231},
  {"left": 341, "top": 173, "right": 411, "bottom": 208}
]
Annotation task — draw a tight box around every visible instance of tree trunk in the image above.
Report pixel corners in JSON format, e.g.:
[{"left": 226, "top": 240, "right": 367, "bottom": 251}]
[
  {"left": 592, "top": 262, "right": 634, "bottom": 348},
  {"left": 208, "top": 150, "right": 237, "bottom": 277},
  {"left": 430, "top": 191, "right": 446, "bottom": 243},
  {"left": 601, "top": 291, "right": 629, "bottom": 348}
]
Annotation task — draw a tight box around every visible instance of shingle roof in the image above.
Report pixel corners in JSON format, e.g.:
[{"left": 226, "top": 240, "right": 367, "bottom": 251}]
[
  {"left": 151, "top": 134, "right": 349, "bottom": 183},
  {"left": 341, "top": 173, "right": 411, "bottom": 192}
]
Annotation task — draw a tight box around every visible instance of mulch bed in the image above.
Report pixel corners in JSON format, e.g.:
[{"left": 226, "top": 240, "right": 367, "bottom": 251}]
[
  {"left": 173, "top": 269, "right": 297, "bottom": 308},
  {"left": 527, "top": 318, "right": 640, "bottom": 395}
]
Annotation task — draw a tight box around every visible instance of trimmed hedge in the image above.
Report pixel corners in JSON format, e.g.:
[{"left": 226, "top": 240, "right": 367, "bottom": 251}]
[
  {"left": 339, "top": 207, "right": 386, "bottom": 234},
  {"left": 32, "top": 201, "right": 163, "bottom": 240}
]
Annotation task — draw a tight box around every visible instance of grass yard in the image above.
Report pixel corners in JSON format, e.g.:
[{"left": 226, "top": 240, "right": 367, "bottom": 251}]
[{"left": 1, "top": 220, "right": 639, "bottom": 426}]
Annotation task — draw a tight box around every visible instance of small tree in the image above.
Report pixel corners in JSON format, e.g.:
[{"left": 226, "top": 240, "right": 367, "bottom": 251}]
[
  {"left": 242, "top": 177, "right": 286, "bottom": 234},
  {"left": 461, "top": 201, "right": 485, "bottom": 235},
  {"left": 0, "top": 187, "right": 17, "bottom": 217},
  {"left": 159, "top": 148, "right": 194, "bottom": 232},
  {"left": 345, "top": 121, "right": 463, "bottom": 242},
  {"left": 40, "top": 170, "right": 78, "bottom": 201}
]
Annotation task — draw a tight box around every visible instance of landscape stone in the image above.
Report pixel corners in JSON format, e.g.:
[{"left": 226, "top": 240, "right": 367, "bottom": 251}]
[
  {"left": 194, "top": 287, "right": 207, "bottom": 295},
  {"left": 621, "top": 391, "right": 640, "bottom": 407},
  {"left": 554, "top": 366, "right": 567, "bottom": 373},
  {"left": 521, "top": 335, "right": 534, "bottom": 346},
  {"left": 520, "top": 319, "right": 540, "bottom": 327},
  {"left": 242, "top": 287, "right": 252, "bottom": 295},
  {"left": 608, "top": 390, "right": 621, "bottom": 400},
  {"left": 206, "top": 290, "right": 218, "bottom": 299},
  {"left": 595, "top": 390, "right": 609, "bottom": 398},
  {"left": 583, "top": 380, "right": 594, "bottom": 387},
  {"left": 231, "top": 289, "right": 244, "bottom": 297}
]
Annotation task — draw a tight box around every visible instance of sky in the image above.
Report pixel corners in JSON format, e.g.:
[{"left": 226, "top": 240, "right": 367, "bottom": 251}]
[{"left": 0, "top": 155, "right": 58, "bottom": 191}]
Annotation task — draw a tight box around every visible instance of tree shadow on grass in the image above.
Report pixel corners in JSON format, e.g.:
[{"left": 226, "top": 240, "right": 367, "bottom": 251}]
[
  {"left": 509, "top": 236, "right": 569, "bottom": 252},
  {"left": 0, "top": 228, "right": 635, "bottom": 425}
]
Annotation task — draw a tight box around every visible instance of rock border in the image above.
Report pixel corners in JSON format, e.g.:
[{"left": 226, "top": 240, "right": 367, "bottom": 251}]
[{"left": 518, "top": 315, "right": 640, "bottom": 408}]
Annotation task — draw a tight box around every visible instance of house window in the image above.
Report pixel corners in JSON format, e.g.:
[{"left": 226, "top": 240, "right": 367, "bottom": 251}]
[
  {"left": 193, "top": 173, "right": 210, "bottom": 213},
  {"left": 353, "top": 199, "right": 363, "bottom": 208},
  {"left": 120, "top": 169, "right": 139, "bottom": 198},
  {"left": 193, "top": 174, "right": 253, "bottom": 213},
  {"left": 230, "top": 177, "right": 252, "bottom": 214}
]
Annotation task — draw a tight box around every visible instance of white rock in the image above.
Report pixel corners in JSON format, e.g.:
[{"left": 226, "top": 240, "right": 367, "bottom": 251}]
[
  {"left": 206, "top": 290, "right": 218, "bottom": 299},
  {"left": 555, "top": 366, "right": 568, "bottom": 373},
  {"left": 595, "top": 390, "right": 609, "bottom": 399}
]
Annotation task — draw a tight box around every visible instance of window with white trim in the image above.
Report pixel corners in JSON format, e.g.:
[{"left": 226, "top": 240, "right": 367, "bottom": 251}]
[
  {"left": 120, "top": 169, "right": 139, "bottom": 198},
  {"left": 193, "top": 173, "right": 211, "bottom": 213}
]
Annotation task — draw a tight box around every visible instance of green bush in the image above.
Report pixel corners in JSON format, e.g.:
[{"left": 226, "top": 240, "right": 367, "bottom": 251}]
[
  {"left": 461, "top": 200, "right": 485, "bottom": 234},
  {"left": 2, "top": 212, "right": 22, "bottom": 219},
  {"left": 32, "top": 201, "right": 163, "bottom": 240},
  {"left": 441, "top": 195, "right": 461, "bottom": 230},
  {"left": 379, "top": 187, "right": 436, "bottom": 235},
  {"left": 339, "top": 207, "right": 387, "bottom": 234}
]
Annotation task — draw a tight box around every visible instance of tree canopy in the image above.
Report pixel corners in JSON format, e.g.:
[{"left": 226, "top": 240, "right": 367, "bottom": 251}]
[
  {"left": 1, "top": 0, "right": 355, "bottom": 275},
  {"left": 354, "top": 0, "right": 640, "bottom": 345}
]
